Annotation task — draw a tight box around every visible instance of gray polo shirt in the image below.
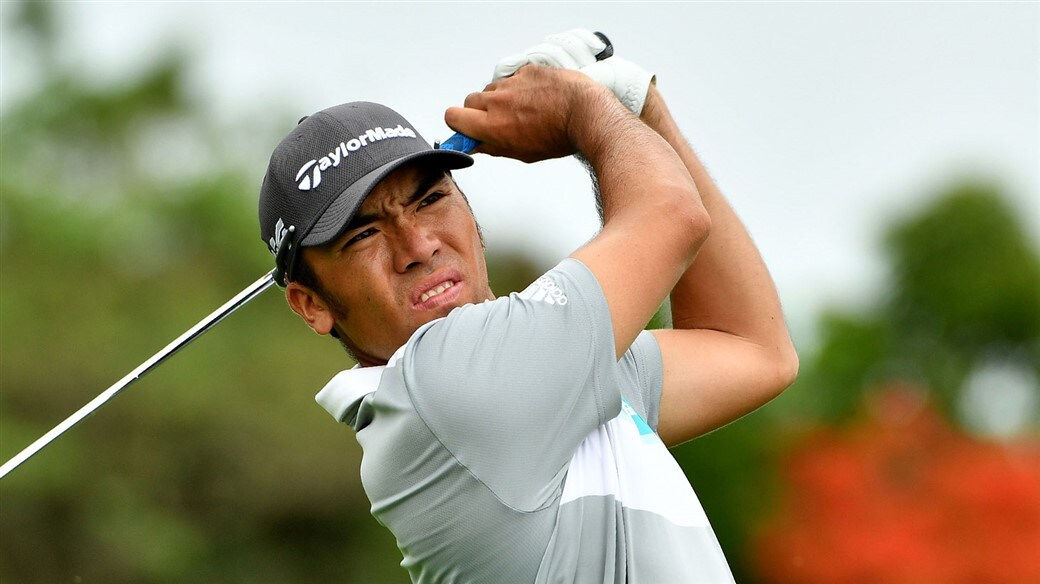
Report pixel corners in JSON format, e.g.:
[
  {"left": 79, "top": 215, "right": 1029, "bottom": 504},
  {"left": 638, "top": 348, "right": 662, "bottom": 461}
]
[{"left": 316, "top": 259, "right": 734, "bottom": 583}]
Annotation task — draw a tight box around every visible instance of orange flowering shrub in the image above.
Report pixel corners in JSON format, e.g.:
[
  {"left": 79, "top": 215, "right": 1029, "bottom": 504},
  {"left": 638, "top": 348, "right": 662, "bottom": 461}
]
[{"left": 754, "top": 386, "right": 1040, "bottom": 584}]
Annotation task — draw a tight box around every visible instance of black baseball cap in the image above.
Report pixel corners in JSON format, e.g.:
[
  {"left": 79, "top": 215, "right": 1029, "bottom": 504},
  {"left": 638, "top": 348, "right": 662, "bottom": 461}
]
[{"left": 258, "top": 101, "right": 473, "bottom": 285}]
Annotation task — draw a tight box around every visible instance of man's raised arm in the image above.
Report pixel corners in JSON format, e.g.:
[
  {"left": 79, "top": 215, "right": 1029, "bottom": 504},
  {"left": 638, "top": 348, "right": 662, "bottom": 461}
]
[
  {"left": 641, "top": 85, "right": 799, "bottom": 446},
  {"left": 450, "top": 27, "right": 797, "bottom": 447},
  {"left": 445, "top": 65, "right": 711, "bottom": 360}
]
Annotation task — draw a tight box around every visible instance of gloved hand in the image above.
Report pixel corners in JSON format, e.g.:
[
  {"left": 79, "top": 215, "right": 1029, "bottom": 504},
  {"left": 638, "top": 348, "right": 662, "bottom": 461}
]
[
  {"left": 493, "top": 29, "right": 608, "bottom": 78},
  {"left": 492, "top": 29, "right": 655, "bottom": 115}
]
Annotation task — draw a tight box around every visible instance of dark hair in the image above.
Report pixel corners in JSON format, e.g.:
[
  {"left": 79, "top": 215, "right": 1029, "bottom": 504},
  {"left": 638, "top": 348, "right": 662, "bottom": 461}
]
[
  {"left": 290, "top": 252, "right": 323, "bottom": 299},
  {"left": 290, "top": 254, "right": 357, "bottom": 359}
]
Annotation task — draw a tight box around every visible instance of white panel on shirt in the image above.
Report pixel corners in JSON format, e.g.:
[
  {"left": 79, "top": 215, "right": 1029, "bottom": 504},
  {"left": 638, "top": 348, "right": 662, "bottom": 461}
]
[{"left": 560, "top": 399, "right": 710, "bottom": 528}]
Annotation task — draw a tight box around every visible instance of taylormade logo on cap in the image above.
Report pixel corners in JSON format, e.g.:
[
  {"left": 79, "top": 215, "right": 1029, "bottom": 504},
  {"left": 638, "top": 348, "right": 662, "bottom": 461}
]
[{"left": 295, "top": 124, "right": 418, "bottom": 191}]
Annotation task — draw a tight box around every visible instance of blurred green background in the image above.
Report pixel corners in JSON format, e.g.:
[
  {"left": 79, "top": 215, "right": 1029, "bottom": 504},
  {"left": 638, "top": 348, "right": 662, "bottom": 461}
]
[{"left": 2, "top": 2, "right": 1038, "bottom": 582}]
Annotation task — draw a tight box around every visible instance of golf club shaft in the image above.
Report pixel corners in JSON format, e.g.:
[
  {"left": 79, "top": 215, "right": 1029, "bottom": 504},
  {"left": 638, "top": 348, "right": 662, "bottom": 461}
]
[{"left": 0, "top": 270, "right": 278, "bottom": 480}]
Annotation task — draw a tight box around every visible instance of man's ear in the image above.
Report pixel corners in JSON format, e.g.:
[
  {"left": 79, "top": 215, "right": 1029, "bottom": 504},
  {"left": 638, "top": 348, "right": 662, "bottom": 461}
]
[{"left": 285, "top": 282, "right": 337, "bottom": 335}]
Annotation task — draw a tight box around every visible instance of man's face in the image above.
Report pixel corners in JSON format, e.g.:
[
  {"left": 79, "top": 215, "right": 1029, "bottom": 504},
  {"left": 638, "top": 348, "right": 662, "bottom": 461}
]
[{"left": 289, "top": 161, "right": 493, "bottom": 366}]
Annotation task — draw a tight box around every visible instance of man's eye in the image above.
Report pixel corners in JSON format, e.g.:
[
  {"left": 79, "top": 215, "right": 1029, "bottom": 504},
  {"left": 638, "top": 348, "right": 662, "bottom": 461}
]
[
  {"left": 345, "top": 228, "right": 377, "bottom": 247},
  {"left": 418, "top": 192, "right": 445, "bottom": 208}
]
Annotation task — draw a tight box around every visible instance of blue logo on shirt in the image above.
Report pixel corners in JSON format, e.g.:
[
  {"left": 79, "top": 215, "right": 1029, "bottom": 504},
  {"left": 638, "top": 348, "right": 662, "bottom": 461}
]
[{"left": 621, "top": 399, "right": 657, "bottom": 444}]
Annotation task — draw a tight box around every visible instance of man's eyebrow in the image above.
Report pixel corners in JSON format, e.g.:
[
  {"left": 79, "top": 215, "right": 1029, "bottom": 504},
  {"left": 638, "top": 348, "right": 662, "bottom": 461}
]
[
  {"left": 341, "top": 172, "right": 450, "bottom": 234},
  {"left": 344, "top": 211, "right": 378, "bottom": 234},
  {"left": 406, "top": 171, "right": 451, "bottom": 205}
]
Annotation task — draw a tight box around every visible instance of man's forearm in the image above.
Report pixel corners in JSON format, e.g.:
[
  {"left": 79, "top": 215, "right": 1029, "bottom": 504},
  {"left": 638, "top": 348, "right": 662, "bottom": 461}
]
[
  {"left": 641, "top": 86, "right": 797, "bottom": 369},
  {"left": 568, "top": 79, "right": 713, "bottom": 359}
]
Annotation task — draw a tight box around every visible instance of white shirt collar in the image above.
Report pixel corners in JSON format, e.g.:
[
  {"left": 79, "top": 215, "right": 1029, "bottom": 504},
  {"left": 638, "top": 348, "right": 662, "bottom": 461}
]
[{"left": 314, "top": 344, "right": 405, "bottom": 423}]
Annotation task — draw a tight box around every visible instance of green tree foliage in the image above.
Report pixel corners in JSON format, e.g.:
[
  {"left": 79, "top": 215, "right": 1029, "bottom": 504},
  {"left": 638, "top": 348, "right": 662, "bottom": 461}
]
[
  {"left": 886, "top": 184, "right": 1040, "bottom": 349},
  {"left": 2, "top": 4, "right": 394, "bottom": 581},
  {"left": 788, "top": 183, "right": 1040, "bottom": 427}
]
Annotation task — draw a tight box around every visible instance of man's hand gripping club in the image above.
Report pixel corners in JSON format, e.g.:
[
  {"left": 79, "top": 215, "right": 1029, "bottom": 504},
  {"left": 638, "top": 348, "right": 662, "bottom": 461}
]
[
  {"left": 445, "top": 66, "right": 616, "bottom": 163},
  {"left": 445, "top": 64, "right": 711, "bottom": 362}
]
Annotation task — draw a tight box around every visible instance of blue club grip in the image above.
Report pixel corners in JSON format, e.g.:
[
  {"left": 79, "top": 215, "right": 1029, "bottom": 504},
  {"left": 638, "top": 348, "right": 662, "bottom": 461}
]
[
  {"left": 440, "top": 31, "right": 614, "bottom": 156},
  {"left": 438, "top": 133, "right": 481, "bottom": 154}
]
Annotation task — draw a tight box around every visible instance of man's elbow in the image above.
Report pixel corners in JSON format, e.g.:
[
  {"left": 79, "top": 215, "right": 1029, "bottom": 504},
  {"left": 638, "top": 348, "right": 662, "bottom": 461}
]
[
  {"left": 665, "top": 190, "right": 712, "bottom": 264},
  {"left": 769, "top": 339, "right": 800, "bottom": 397},
  {"left": 687, "top": 202, "right": 712, "bottom": 252}
]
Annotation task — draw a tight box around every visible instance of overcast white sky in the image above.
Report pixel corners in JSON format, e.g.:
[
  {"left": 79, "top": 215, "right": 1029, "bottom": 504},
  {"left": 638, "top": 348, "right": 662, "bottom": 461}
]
[{"left": 3, "top": 1, "right": 1037, "bottom": 346}]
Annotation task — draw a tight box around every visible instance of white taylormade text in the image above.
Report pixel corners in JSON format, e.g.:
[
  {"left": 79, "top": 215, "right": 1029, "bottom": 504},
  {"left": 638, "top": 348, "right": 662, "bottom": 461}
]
[{"left": 295, "top": 125, "right": 417, "bottom": 191}]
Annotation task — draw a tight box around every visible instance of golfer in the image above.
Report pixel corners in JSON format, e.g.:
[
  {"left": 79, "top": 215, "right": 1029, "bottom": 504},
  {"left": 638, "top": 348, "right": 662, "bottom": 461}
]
[{"left": 258, "top": 30, "right": 797, "bottom": 583}]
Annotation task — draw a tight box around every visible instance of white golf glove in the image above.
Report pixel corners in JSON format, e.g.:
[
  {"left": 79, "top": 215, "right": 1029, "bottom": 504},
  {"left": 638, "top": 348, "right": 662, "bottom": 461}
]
[{"left": 492, "top": 29, "right": 655, "bottom": 115}]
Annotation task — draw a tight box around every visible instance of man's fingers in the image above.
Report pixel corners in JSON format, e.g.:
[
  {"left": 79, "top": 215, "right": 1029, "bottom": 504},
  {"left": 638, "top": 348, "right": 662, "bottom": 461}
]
[
  {"left": 540, "top": 31, "right": 602, "bottom": 68},
  {"left": 492, "top": 54, "right": 528, "bottom": 82},
  {"left": 444, "top": 106, "right": 489, "bottom": 142},
  {"left": 523, "top": 42, "right": 584, "bottom": 70},
  {"left": 493, "top": 29, "right": 606, "bottom": 83},
  {"left": 463, "top": 91, "right": 488, "bottom": 110}
]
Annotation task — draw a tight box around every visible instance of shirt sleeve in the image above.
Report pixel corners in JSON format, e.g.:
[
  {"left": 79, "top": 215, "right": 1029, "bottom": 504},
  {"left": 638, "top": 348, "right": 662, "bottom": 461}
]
[
  {"left": 401, "top": 258, "right": 621, "bottom": 511},
  {"left": 615, "top": 330, "right": 665, "bottom": 431}
]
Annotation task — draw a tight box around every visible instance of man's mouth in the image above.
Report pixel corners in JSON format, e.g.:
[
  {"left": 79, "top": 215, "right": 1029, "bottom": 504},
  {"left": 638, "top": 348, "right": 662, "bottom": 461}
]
[{"left": 420, "top": 280, "right": 456, "bottom": 303}]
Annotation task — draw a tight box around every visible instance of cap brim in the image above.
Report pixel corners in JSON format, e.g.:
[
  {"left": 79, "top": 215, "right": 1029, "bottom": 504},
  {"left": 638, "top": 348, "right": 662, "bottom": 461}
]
[{"left": 301, "top": 149, "right": 473, "bottom": 247}]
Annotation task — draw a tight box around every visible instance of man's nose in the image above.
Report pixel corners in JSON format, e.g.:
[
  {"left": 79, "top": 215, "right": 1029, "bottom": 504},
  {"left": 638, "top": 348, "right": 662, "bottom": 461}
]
[{"left": 392, "top": 220, "right": 439, "bottom": 273}]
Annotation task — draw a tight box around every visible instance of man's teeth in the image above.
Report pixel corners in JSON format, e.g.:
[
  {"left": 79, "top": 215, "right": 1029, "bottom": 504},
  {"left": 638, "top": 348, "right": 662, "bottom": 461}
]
[{"left": 420, "top": 281, "right": 455, "bottom": 303}]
